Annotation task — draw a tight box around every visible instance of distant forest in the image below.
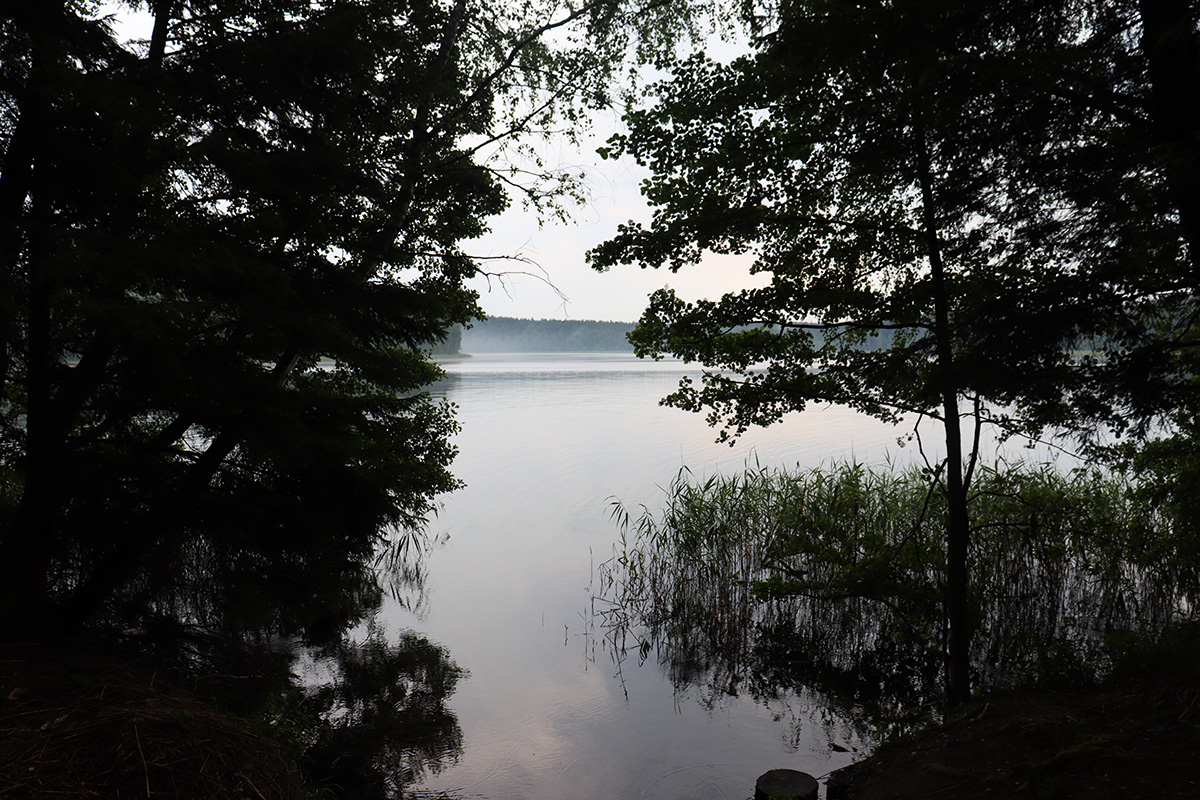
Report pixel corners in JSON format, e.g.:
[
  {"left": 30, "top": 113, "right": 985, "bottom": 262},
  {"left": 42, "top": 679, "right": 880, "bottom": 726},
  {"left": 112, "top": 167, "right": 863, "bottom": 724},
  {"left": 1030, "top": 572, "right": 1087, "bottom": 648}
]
[
  {"left": 446, "top": 316, "right": 637, "bottom": 353},
  {"left": 431, "top": 319, "right": 898, "bottom": 355}
]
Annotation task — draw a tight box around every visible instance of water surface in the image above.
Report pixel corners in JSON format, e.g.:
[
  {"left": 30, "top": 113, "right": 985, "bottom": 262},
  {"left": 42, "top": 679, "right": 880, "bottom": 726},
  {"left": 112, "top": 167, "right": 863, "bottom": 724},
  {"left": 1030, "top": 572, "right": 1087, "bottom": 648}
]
[{"left": 382, "top": 352, "right": 1036, "bottom": 799}]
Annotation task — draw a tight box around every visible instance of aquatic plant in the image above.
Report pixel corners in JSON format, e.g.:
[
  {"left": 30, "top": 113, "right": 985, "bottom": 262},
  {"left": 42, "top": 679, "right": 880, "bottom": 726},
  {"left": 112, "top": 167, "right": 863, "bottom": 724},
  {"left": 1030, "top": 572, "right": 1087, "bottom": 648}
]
[{"left": 595, "top": 459, "right": 1195, "bottom": 732}]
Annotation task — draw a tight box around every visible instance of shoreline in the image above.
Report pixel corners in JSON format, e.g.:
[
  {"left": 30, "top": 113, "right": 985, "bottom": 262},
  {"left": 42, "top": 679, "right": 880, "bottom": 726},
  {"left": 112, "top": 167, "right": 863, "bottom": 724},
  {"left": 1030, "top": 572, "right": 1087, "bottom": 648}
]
[{"left": 825, "top": 683, "right": 1200, "bottom": 798}]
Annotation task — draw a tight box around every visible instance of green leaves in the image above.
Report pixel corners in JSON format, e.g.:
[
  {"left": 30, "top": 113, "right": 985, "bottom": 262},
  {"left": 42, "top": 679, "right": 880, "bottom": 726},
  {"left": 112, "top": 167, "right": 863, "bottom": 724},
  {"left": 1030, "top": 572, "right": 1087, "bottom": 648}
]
[{"left": 594, "top": 0, "right": 1200, "bottom": 706}]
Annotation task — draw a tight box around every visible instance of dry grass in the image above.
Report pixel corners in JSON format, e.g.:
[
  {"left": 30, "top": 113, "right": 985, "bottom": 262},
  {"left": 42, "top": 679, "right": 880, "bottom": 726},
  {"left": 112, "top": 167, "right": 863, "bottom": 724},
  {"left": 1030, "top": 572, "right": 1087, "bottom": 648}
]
[{"left": 0, "top": 643, "right": 305, "bottom": 800}]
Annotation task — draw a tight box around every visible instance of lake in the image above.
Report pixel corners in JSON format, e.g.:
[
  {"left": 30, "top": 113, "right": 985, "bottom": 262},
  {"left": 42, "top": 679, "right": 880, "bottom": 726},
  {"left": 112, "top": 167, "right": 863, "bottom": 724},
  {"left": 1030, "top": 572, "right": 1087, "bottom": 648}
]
[{"left": 377, "top": 352, "right": 1064, "bottom": 799}]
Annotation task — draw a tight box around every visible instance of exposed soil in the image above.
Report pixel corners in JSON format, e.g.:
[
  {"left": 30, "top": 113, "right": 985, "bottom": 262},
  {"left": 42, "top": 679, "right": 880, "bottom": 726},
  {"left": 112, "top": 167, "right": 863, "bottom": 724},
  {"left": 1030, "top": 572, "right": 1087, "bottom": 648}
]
[{"left": 827, "top": 684, "right": 1200, "bottom": 799}]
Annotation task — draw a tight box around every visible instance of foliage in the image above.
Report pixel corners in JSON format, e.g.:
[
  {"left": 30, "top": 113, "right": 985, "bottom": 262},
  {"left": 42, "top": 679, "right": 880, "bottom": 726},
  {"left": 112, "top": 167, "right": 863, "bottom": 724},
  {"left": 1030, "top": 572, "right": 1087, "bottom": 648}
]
[
  {"left": 593, "top": 0, "right": 1198, "bottom": 435},
  {"left": 598, "top": 3, "right": 1092, "bottom": 427},
  {"left": 596, "top": 460, "right": 1195, "bottom": 733},
  {"left": 429, "top": 325, "right": 464, "bottom": 357},
  {"left": 589, "top": 0, "right": 1200, "bottom": 702},
  {"left": 1120, "top": 335, "right": 1200, "bottom": 556},
  {"left": 0, "top": 0, "right": 688, "bottom": 642}
]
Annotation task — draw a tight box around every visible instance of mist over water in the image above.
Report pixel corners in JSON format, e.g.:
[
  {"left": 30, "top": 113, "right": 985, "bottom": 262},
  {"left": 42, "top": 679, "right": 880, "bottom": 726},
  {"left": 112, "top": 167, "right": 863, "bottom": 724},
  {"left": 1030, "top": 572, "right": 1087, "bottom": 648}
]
[{"left": 379, "top": 353, "right": 1067, "bottom": 800}]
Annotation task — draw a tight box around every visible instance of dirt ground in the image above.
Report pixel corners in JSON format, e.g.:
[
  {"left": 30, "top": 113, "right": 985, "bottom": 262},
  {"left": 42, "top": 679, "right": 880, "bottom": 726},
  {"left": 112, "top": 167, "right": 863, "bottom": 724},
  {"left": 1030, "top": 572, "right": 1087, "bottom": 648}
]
[
  {"left": 827, "top": 684, "right": 1200, "bottom": 799},
  {"left": 0, "top": 642, "right": 303, "bottom": 800}
]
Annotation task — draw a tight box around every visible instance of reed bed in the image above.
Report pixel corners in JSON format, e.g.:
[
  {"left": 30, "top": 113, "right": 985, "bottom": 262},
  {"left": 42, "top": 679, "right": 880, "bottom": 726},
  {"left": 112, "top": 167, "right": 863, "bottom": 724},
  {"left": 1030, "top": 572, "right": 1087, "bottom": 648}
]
[{"left": 595, "top": 459, "right": 1196, "bottom": 728}]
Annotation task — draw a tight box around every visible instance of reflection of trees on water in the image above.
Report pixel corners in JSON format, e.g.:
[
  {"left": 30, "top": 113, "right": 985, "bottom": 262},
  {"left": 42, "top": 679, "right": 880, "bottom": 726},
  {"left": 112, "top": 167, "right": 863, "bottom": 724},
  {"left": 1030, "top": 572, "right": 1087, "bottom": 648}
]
[
  {"left": 116, "top": 619, "right": 466, "bottom": 800},
  {"left": 288, "top": 544, "right": 464, "bottom": 799},
  {"left": 592, "top": 462, "right": 1194, "bottom": 739},
  {"left": 175, "top": 532, "right": 464, "bottom": 799},
  {"left": 297, "top": 628, "right": 467, "bottom": 800}
]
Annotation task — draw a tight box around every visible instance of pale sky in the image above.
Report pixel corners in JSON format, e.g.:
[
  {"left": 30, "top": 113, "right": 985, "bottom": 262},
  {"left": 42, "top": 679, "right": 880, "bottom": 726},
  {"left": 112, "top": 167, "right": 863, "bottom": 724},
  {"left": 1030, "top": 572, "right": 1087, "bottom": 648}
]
[
  {"left": 465, "top": 32, "right": 763, "bottom": 325},
  {"left": 466, "top": 132, "right": 766, "bottom": 324}
]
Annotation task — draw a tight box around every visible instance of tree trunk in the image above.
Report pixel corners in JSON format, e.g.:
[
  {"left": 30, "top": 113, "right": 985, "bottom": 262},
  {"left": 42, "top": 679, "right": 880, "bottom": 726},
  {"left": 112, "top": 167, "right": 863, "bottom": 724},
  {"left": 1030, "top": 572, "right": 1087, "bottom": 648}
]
[
  {"left": 2, "top": 0, "right": 177, "bottom": 638},
  {"left": 915, "top": 125, "right": 972, "bottom": 709},
  {"left": 0, "top": 1, "right": 63, "bottom": 641}
]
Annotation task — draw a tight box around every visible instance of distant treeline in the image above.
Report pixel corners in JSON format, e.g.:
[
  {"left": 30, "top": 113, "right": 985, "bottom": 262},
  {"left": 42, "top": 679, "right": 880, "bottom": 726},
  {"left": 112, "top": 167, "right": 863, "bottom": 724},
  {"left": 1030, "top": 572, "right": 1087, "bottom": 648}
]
[
  {"left": 432, "top": 318, "right": 898, "bottom": 355},
  {"left": 455, "top": 316, "right": 637, "bottom": 353}
]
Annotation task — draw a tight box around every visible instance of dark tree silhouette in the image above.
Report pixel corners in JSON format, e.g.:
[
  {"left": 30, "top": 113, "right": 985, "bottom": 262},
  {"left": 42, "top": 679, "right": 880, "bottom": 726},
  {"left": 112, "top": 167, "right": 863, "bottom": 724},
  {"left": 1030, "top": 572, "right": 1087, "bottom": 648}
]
[
  {"left": 592, "top": 0, "right": 1200, "bottom": 705},
  {"left": 0, "top": 0, "right": 680, "bottom": 642}
]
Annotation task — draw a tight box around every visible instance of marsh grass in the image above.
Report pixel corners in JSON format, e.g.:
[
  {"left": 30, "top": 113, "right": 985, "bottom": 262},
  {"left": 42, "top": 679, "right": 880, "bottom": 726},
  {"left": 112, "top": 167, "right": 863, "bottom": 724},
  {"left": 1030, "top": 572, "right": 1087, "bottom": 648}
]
[{"left": 594, "top": 459, "right": 1195, "bottom": 732}]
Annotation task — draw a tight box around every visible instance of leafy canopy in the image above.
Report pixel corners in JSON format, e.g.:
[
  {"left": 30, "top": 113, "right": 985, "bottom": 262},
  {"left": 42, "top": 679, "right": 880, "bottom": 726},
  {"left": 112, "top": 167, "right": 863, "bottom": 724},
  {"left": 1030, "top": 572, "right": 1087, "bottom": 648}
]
[
  {"left": 590, "top": 0, "right": 1200, "bottom": 705},
  {"left": 591, "top": 0, "right": 1192, "bottom": 442},
  {"left": 0, "top": 0, "right": 684, "bottom": 641}
]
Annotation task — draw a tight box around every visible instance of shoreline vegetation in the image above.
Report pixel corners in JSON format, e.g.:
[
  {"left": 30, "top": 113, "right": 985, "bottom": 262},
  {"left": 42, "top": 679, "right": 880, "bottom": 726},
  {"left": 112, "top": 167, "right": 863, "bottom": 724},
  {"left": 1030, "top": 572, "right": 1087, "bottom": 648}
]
[
  {"left": 434, "top": 317, "right": 899, "bottom": 356},
  {"left": 599, "top": 459, "right": 1192, "bottom": 699},
  {"left": 594, "top": 457, "right": 1200, "bottom": 797}
]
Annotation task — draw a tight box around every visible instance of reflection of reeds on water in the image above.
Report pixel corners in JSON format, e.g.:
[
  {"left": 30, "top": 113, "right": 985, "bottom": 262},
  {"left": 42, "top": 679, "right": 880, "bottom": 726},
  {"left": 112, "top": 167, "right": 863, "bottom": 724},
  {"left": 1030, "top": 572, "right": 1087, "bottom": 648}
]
[{"left": 594, "top": 460, "right": 1194, "bottom": 735}]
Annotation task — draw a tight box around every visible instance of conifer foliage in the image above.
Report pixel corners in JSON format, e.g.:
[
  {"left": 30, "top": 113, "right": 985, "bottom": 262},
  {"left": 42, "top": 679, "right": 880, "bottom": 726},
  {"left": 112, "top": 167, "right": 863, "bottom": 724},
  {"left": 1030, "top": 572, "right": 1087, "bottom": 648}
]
[{"left": 0, "top": 0, "right": 660, "bottom": 641}]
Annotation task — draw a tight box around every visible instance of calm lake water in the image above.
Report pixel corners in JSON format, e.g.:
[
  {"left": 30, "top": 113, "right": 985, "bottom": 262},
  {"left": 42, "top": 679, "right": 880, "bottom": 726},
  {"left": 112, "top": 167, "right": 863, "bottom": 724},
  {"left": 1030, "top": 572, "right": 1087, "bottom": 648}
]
[{"left": 378, "top": 352, "right": 1062, "bottom": 799}]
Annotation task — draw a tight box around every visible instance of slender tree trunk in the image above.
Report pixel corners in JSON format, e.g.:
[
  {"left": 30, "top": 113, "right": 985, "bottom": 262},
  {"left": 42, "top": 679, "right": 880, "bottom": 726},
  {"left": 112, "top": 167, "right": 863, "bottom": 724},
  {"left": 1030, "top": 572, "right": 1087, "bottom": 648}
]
[
  {"left": 1, "top": 1, "right": 63, "bottom": 641},
  {"left": 915, "top": 126, "right": 972, "bottom": 709},
  {"left": 11, "top": 197, "right": 56, "bottom": 639},
  {"left": 0, "top": 104, "right": 34, "bottom": 403}
]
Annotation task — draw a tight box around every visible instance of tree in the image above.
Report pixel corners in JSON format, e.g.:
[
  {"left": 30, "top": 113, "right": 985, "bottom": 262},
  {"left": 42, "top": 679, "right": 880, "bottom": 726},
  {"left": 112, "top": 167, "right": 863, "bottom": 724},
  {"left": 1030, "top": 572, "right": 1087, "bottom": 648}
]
[
  {"left": 590, "top": 0, "right": 1198, "bottom": 705},
  {"left": 0, "top": 0, "right": 679, "bottom": 642}
]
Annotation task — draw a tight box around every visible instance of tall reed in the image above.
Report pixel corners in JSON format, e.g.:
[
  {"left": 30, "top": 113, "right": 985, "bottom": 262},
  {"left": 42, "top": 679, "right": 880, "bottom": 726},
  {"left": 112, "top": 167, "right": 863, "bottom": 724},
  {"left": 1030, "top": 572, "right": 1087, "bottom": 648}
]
[{"left": 596, "top": 459, "right": 1194, "bottom": 730}]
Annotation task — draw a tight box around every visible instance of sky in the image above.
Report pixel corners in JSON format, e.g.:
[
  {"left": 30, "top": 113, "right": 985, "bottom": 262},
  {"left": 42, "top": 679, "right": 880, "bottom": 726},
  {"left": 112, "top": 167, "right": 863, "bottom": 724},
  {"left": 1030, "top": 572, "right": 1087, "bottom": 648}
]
[
  {"left": 464, "top": 125, "right": 767, "bottom": 323},
  {"left": 102, "top": 4, "right": 766, "bottom": 325}
]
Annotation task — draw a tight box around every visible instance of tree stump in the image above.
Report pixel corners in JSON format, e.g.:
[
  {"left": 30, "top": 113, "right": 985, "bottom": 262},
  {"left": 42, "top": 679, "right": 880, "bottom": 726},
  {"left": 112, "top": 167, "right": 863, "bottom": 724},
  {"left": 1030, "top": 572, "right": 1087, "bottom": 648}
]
[{"left": 754, "top": 769, "right": 818, "bottom": 800}]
